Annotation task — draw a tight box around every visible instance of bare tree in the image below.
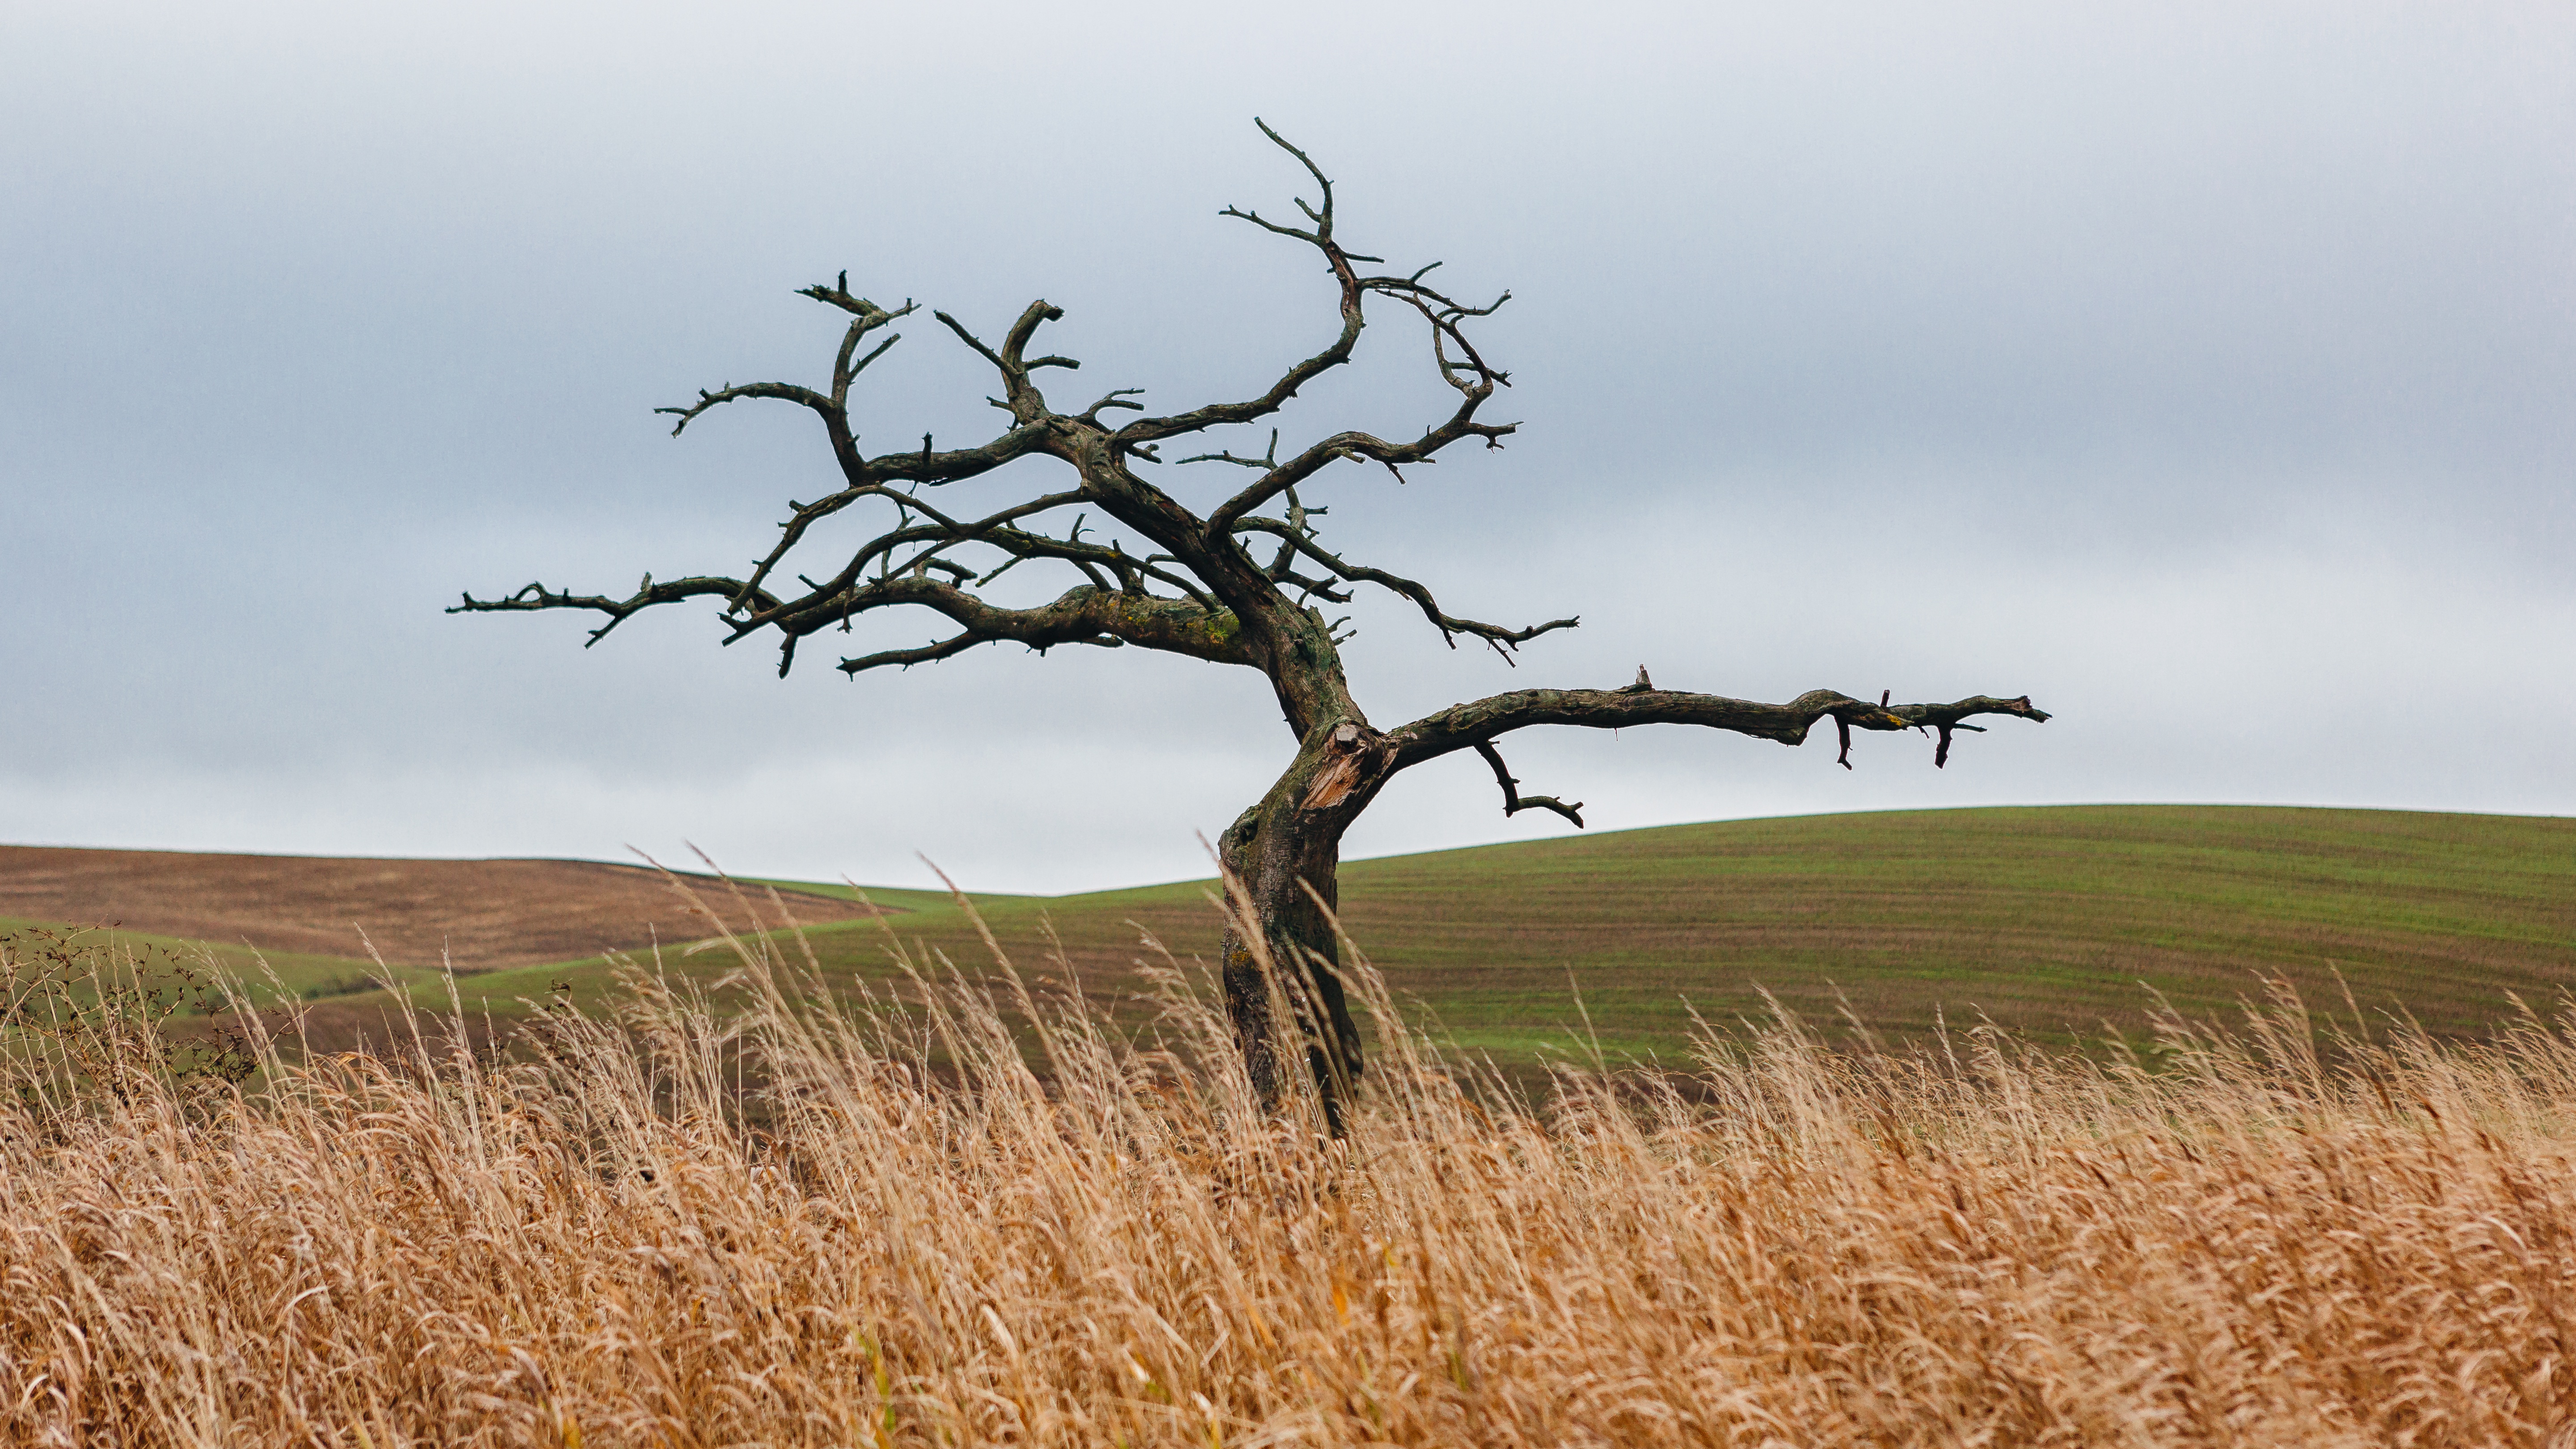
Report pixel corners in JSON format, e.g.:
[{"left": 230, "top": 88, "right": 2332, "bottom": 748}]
[{"left": 455, "top": 123, "right": 2047, "bottom": 1123}]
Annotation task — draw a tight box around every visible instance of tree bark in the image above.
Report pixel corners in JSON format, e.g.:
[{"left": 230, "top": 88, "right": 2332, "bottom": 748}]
[{"left": 1216, "top": 716, "right": 1392, "bottom": 1132}]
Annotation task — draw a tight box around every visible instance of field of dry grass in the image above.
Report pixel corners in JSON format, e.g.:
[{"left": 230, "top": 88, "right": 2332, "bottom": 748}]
[{"left": 8, "top": 883, "right": 2576, "bottom": 1448}]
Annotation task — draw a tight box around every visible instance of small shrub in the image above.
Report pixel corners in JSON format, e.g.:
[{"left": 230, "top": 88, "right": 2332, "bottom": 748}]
[{"left": 0, "top": 927, "right": 258, "bottom": 1114}]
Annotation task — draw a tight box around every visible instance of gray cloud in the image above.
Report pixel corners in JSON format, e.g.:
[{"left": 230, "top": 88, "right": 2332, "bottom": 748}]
[{"left": 5, "top": 1, "right": 2569, "bottom": 891}]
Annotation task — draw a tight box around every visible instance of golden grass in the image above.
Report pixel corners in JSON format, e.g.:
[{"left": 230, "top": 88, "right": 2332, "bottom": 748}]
[{"left": 7, "top": 890, "right": 2576, "bottom": 1448}]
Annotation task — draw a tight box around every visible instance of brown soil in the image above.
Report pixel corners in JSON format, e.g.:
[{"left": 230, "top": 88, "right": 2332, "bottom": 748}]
[{"left": 0, "top": 845, "right": 886, "bottom": 970}]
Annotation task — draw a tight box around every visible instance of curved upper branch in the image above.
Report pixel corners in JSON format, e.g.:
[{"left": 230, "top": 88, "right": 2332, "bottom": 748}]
[
  {"left": 651, "top": 280, "right": 1059, "bottom": 496},
  {"left": 1103, "top": 122, "right": 1363, "bottom": 453},
  {"left": 1108, "top": 119, "right": 1515, "bottom": 479},
  {"left": 1232, "top": 516, "right": 1574, "bottom": 658},
  {"left": 1200, "top": 402, "right": 1517, "bottom": 540},
  {"left": 654, "top": 284, "right": 919, "bottom": 479}
]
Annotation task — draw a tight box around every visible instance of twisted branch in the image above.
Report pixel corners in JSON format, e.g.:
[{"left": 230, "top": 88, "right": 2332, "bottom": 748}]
[
  {"left": 822, "top": 580, "right": 1254, "bottom": 676},
  {"left": 1473, "top": 741, "right": 1585, "bottom": 827},
  {"left": 1232, "top": 515, "right": 1575, "bottom": 658}
]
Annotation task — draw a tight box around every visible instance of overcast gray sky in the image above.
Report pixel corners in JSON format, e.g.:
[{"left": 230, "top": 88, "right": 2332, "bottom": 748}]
[{"left": 5, "top": 1, "right": 2570, "bottom": 893}]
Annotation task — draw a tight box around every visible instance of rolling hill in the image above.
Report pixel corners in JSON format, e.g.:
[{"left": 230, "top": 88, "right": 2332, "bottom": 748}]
[{"left": 7, "top": 806, "right": 2569, "bottom": 1063}]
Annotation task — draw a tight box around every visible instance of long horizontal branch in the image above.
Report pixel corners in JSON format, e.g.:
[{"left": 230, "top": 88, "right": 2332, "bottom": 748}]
[
  {"left": 453, "top": 565, "right": 1263, "bottom": 679},
  {"left": 1392, "top": 686, "right": 2048, "bottom": 770},
  {"left": 452, "top": 505, "right": 1057, "bottom": 661},
  {"left": 846, "top": 422, "right": 1058, "bottom": 488},
  {"left": 447, "top": 575, "right": 774, "bottom": 647},
  {"left": 1886, "top": 694, "right": 2056, "bottom": 767}
]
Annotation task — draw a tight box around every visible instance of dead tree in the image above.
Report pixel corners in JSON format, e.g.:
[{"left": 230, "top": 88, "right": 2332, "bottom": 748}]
[{"left": 454, "top": 123, "right": 2047, "bottom": 1124}]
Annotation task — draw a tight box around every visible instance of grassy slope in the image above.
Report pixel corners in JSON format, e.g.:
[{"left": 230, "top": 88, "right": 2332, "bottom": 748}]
[
  {"left": 1334, "top": 804, "right": 2576, "bottom": 1056},
  {"left": 0, "top": 916, "right": 448, "bottom": 1004},
  {"left": 415, "top": 805, "right": 2575, "bottom": 1065}
]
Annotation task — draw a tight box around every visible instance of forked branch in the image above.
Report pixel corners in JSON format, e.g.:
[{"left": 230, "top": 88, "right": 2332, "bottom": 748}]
[
  {"left": 1119, "top": 117, "right": 1516, "bottom": 489},
  {"left": 655, "top": 284, "right": 918, "bottom": 478},
  {"left": 1232, "top": 515, "right": 1575, "bottom": 658},
  {"left": 1473, "top": 741, "right": 1585, "bottom": 827}
]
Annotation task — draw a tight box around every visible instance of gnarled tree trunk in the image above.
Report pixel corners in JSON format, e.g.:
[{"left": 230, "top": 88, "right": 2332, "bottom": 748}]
[{"left": 1216, "top": 717, "right": 1392, "bottom": 1130}]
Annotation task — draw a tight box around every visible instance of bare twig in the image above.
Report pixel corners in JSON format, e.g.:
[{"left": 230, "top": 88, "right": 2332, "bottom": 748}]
[{"left": 1473, "top": 741, "right": 1585, "bottom": 828}]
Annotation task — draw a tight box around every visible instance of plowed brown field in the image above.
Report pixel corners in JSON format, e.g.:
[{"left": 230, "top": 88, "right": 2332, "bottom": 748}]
[{"left": 0, "top": 845, "right": 884, "bottom": 970}]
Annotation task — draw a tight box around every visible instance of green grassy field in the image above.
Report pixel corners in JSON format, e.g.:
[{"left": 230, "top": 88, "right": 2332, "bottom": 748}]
[{"left": 187, "top": 804, "right": 2561, "bottom": 1064}]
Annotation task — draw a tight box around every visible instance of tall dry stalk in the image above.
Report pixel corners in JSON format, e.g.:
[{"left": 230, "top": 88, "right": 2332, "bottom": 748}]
[{"left": 4, "top": 892, "right": 2576, "bottom": 1448}]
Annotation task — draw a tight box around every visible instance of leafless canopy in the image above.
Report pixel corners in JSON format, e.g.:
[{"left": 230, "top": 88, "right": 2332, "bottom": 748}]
[
  {"left": 454, "top": 120, "right": 2040, "bottom": 792},
  {"left": 457, "top": 123, "right": 1572, "bottom": 686}
]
